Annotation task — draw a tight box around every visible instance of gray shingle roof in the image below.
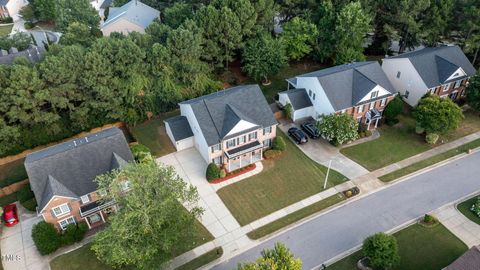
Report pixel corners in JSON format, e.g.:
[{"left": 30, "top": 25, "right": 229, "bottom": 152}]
[
  {"left": 388, "top": 45, "right": 477, "bottom": 88},
  {"left": 100, "top": 0, "right": 113, "bottom": 9},
  {"left": 25, "top": 128, "right": 134, "bottom": 212},
  {"left": 0, "top": 0, "right": 9, "bottom": 6},
  {"left": 445, "top": 246, "right": 480, "bottom": 270},
  {"left": 164, "top": 115, "right": 194, "bottom": 141},
  {"left": 180, "top": 84, "right": 277, "bottom": 146},
  {"left": 278, "top": 88, "right": 313, "bottom": 110},
  {"left": 102, "top": 0, "right": 160, "bottom": 30},
  {"left": 0, "top": 46, "right": 45, "bottom": 65},
  {"left": 289, "top": 62, "right": 396, "bottom": 111}
]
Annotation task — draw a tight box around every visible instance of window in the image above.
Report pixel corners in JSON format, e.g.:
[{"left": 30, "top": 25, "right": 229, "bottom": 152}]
[
  {"left": 357, "top": 105, "right": 364, "bottom": 113},
  {"left": 227, "top": 139, "right": 236, "bottom": 148},
  {"left": 80, "top": 195, "right": 90, "bottom": 204},
  {"left": 249, "top": 132, "right": 257, "bottom": 140},
  {"left": 262, "top": 127, "right": 271, "bottom": 135},
  {"left": 58, "top": 216, "right": 76, "bottom": 230},
  {"left": 263, "top": 138, "right": 272, "bottom": 147},
  {"left": 405, "top": 91, "right": 410, "bottom": 99},
  {"left": 238, "top": 136, "right": 246, "bottom": 144},
  {"left": 380, "top": 98, "right": 386, "bottom": 107},
  {"left": 211, "top": 144, "right": 221, "bottom": 153},
  {"left": 308, "top": 90, "right": 312, "bottom": 97},
  {"left": 120, "top": 180, "right": 131, "bottom": 191},
  {"left": 212, "top": 156, "right": 222, "bottom": 164},
  {"left": 369, "top": 102, "right": 375, "bottom": 110},
  {"left": 443, "top": 83, "right": 451, "bottom": 92},
  {"left": 313, "top": 93, "right": 316, "bottom": 100},
  {"left": 52, "top": 203, "right": 70, "bottom": 217},
  {"left": 454, "top": 80, "right": 462, "bottom": 89},
  {"left": 396, "top": 71, "right": 401, "bottom": 78},
  {"left": 370, "top": 91, "right": 378, "bottom": 99}
]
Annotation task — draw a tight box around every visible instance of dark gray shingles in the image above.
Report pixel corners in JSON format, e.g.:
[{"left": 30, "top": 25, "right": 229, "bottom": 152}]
[
  {"left": 0, "top": 46, "right": 45, "bottom": 65},
  {"left": 388, "top": 45, "right": 476, "bottom": 87},
  {"left": 25, "top": 128, "right": 134, "bottom": 212},
  {"left": 180, "top": 84, "right": 277, "bottom": 146},
  {"left": 279, "top": 88, "right": 313, "bottom": 110},
  {"left": 100, "top": 0, "right": 113, "bottom": 9},
  {"left": 164, "top": 115, "right": 194, "bottom": 141},
  {"left": 445, "top": 246, "right": 480, "bottom": 270}
]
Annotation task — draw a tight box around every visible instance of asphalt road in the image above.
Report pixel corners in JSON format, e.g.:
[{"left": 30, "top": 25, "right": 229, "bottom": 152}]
[{"left": 211, "top": 151, "right": 480, "bottom": 270}]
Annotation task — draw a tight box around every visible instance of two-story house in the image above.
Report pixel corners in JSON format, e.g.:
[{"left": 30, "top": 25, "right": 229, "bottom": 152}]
[
  {"left": 164, "top": 84, "right": 278, "bottom": 172},
  {"left": 25, "top": 128, "right": 133, "bottom": 230},
  {"left": 0, "top": 0, "right": 28, "bottom": 19},
  {"left": 382, "top": 45, "right": 477, "bottom": 107},
  {"left": 278, "top": 61, "right": 396, "bottom": 130}
]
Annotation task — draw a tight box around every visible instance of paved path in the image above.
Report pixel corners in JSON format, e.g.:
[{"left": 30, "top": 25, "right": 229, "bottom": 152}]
[
  {"left": 210, "top": 150, "right": 480, "bottom": 270},
  {"left": 434, "top": 204, "right": 480, "bottom": 248}
]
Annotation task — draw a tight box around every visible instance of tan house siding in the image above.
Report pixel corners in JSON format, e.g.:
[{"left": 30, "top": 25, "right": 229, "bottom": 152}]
[{"left": 101, "top": 18, "right": 145, "bottom": 36}]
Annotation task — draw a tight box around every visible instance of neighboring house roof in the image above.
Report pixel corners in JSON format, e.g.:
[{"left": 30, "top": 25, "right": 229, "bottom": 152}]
[
  {"left": 179, "top": 84, "right": 278, "bottom": 146},
  {"left": 0, "top": 0, "right": 9, "bottom": 6},
  {"left": 289, "top": 61, "right": 396, "bottom": 111},
  {"left": 164, "top": 115, "right": 194, "bottom": 141},
  {"left": 278, "top": 88, "right": 313, "bottom": 110},
  {"left": 445, "top": 246, "right": 480, "bottom": 270},
  {"left": 387, "top": 45, "right": 476, "bottom": 88},
  {"left": 102, "top": 0, "right": 160, "bottom": 30},
  {"left": 0, "top": 46, "right": 45, "bottom": 65},
  {"left": 25, "top": 128, "right": 134, "bottom": 212},
  {"left": 100, "top": 0, "right": 113, "bottom": 9}
]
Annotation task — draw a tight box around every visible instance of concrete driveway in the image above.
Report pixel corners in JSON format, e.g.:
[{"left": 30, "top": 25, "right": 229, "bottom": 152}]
[{"left": 0, "top": 203, "right": 44, "bottom": 270}]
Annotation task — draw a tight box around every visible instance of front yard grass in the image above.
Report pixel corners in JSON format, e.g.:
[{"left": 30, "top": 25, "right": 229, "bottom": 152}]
[
  {"left": 0, "top": 24, "right": 12, "bottom": 37},
  {"left": 328, "top": 223, "right": 467, "bottom": 270},
  {"left": 379, "top": 138, "right": 480, "bottom": 182},
  {"left": 49, "top": 220, "right": 213, "bottom": 270},
  {"left": 341, "top": 111, "right": 480, "bottom": 171},
  {"left": 247, "top": 193, "right": 345, "bottom": 240},
  {"left": 217, "top": 130, "right": 348, "bottom": 226},
  {"left": 128, "top": 110, "right": 178, "bottom": 157},
  {"left": 175, "top": 247, "right": 223, "bottom": 270},
  {"left": 457, "top": 197, "right": 480, "bottom": 225}
]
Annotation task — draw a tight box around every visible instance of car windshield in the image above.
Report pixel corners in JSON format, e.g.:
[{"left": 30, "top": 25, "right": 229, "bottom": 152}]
[{"left": 6, "top": 217, "right": 15, "bottom": 223}]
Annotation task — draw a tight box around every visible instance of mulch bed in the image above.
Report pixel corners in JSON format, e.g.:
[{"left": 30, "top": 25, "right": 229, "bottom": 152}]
[{"left": 209, "top": 164, "right": 256, "bottom": 184}]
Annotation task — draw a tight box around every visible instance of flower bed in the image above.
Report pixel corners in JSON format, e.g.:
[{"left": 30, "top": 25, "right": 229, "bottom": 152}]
[{"left": 209, "top": 164, "right": 256, "bottom": 184}]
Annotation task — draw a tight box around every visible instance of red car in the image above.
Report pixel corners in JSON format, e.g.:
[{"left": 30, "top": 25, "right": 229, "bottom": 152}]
[{"left": 3, "top": 204, "right": 19, "bottom": 227}]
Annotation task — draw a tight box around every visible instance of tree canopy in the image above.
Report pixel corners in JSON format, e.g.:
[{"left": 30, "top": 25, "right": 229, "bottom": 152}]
[
  {"left": 466, "top": 73, "right": 480, "bottom": 111},
  {"left": 281, "top": 17, "right": 318, "bottom": 61},
  {"left": 317, "top": 113, "right": 358, "bottom": 146},
  {"left": 414, "top": 94, "right": 464, "bottom": 134},
  {"left": 363, "top": 232, "right": 400, "bottom": 269},
  {"left": 237, "top": 243, "right": 302, "bottom": 270}
]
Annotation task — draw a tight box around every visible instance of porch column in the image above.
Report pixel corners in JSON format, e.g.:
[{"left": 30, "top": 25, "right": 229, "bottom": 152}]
[
  {"left": 239, "top": 156, "right": 242, "bottom": 168},
  {"left": 260, "top": 148, "right": 263, "bottom": 161},
  {"left": 375, "top": 118, "right": 379, "bottom": 128},
  {"left": 84, "top": 217, "right": 91, "bottom": 229},
  {"left": 99, "top": 211, "right": 106, "bottom": 223},
  {"left": 367, "top": 120, "right": 371, "bottom": 130},
  {"left": 228, "top": 159, "right": 231, "bottom": 172},
  {"left": 250, "top": 152, "right": 253, "bottom": 164}
]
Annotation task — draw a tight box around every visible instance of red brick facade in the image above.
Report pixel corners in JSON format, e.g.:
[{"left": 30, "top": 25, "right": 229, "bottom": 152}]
[
  {"left": 0, "top": 6, "right": 9, "bottom": 18},
  {"left": 430, "top": 78, "right": 469, "bottom": 100},
  {"left": 336, "top": 95, "right": 396, "bottom": 129}
]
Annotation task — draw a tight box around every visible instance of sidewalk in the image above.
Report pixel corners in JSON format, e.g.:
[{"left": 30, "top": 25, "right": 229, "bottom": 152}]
[{"left": 434, "top": 204, "right": 480, "bottom": 248}]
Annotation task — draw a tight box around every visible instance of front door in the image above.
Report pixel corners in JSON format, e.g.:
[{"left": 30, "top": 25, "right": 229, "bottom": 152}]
[{"left": 449, "top": 92, "right": 458, "bottom": 100}]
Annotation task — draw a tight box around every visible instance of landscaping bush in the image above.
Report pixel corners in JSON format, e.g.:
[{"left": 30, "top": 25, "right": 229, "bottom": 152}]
[
  {"left": 384, "top": 96, "right": 403, "bottom": 122},
  {"left": 272, "top": 136, "right": 286, "bottom": 151},
  {"left": 426, "top": 133, "right": 439, "bottom": 145},
  {"left": 61, "top": 223, "right": 88, "bottom": 245},
  {"left": 0, "top": 17, "right": 13, "bottom": 23},
  {"left": 16, "top": 184, "right": 35, "bottom": 203},
  {"left": 423, "top": 214, "right": 437, "bottom": 224},
  {"left": 365, "top": 130, "right": 372, "bottom": 137},
  {"left": 415, "top": 125, "right": 425, "bottom": 134},
  {"left": 263, "top": 149, "right": 282, "bottom": 159},
  {"left": 283, "top": 103, "right": 293, "bottom": 120},
  {"left": 219, "top": 168, "right": 226, "bottom": 178},
  {"left": 130, "top": 143, "right": 152, "bottom": 161},
  {"left": 363, "top": 232, "right": 400, "bottom": 270},
  {"left": 206, "top": 163, "right": 220, "bottom": 181},
  {"left": 318, "top": 113, "right": 358, "bottom": 146},
  {"left": 471, "top": 197, "right": 480, "bottom": 218},
  {"left": 385, "top": 118, "right": 399, "bottom": 126},
  {"left": 32, "top": 221, "right": 62, "bottom": 255},
  {"left": 24, "top": 21, "right": 35, "bottom": 29},
  {"left": 21, "top": 198, "right": 37, "bottom": 211}
]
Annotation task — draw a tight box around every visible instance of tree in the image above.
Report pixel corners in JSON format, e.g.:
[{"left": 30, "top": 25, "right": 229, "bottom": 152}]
[
  {"left": 317, "top": 113, "right": 358, "bottom": 146},
  {"left": 60, "top": 22, "right": 99, "bottom": 47},
  {"left": 414, "top": 95, "right": 464, "bottom": 134},
  {"left": 31, "top": 221, "right": 62, "bottom": 255},
  {"left": 237, "top": 243, "right": 302, "bottom": 270},
  {"left": 421, "top": 0, "right": 454, "bottom": 46},
  {"left": 56, "top": 0, "right": 101, "bottom": 31},
  {"left": 334, "top": 1, "right": 372, "bottom": 64},
  {"left": 30, "top": 0, "right": 57, "bottom": 22},
  {"left": 466, "top": 74, "right": 480, "bottom": 111},
  {"left": 206, "top": 162, "right": 220, "bottom": 181},
  {"left": 383, "top": 96, "right": 403, "bottom": 124},
  {"left": 242, "top": 34, "right": 287, "bottom": 84},
  {"left": 363, "top": 232, "right": 400, "bottom": 269},
  {"left": 163, "top": 2, "right": 194, "bottom": 29},
  {"left": 281, "top": 17, "right": 318, "bottom": 60},
  {"left": 313, "top": 0, "right": 336, "bottom": 62},
  {"left": 92, "top": 160, "right": 203, "bottom": 269}
]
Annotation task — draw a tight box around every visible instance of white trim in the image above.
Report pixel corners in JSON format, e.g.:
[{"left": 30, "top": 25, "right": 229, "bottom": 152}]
[
  {"left": 442, "top": 83, "right": 451, "bottom": 92},
  {"left": 38, "top": 195, "right": 76, "bottom": 213},
  {"left": 52, "top": 203, "right": 71, "bottom": 218},
  {"left": 58, "top": 216, "right": 76, "bottom": 230},
  {"left": 80, "top": 195, "right": 90, "bottom": 204}
]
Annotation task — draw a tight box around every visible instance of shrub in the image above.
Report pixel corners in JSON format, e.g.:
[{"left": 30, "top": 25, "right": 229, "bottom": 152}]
[
  {"left": 283, "top": 103, "right": 293, "bottom": 120},
  {"left": 206, "top": 163, "right": 220, "bottom": 181},
  {"left": 21, "top": 198, "right": 37, "bottom": 211},
  {"left": 264, "top": 149, "right": 282, "bottom": 159},
  {"left": 61, "top": 224, "right": 78, "bottom": 246},
  {"left": 32, "top": 221, "right": 62, "bottom": 255},
  {"left": 425, "top": 133, "right": 439, "bottom": 144},
  {"left": 415, "top": 125, "right": 425, "bottom": 134},
  {"left": 16, "top": 184, "right": 35, "bottom": 203},
  {"left": 423, "top": 214, "right": 436, "bottom": 224},
  {"left": 385, "top": 118, "right": 399, "bottom": 126},
  {"left": 384, "top": 96, "right": 403, "bottom": 122},
  {"left": 24, "top": 21, "right": 35, "bottom": 29},
  {"left": 75, "top": 222, "right": 88, "bottom": 241},
  {"left": 365, "top": 130, "right": 372, "bottom": 137},
  {"left": 130, "top": 143, "right": 152, "bottom": 161},
  {"left": 471, "top": 197, "right": 480, "bottom": 218},
  {"left": 363, "top": 232, "right": 400, "bottom": 270},
  {"left": 219, "top": 168, "right": 227, "bottom": 178},
  {"left": 414, "top": 95, "right": 464, "bottom": 134},
  {"left": 272, "top": 136, "right": 286, "bottom": 151},
  {"left": 317, "top": 113, "right": 358, "bottom": 146},
  {"left": 0, "top": 17, "right": 13, "bottom": 23}
]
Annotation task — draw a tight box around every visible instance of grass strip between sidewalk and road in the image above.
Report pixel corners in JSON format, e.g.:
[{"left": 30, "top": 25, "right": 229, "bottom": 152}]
[
  {"left": 175, "top": 248, "right": 223, "bottom": 270},
  {"left": 247, "top": 193, "right": 346, "bottom": 240},
  {"left": 457, "top": 197, "right": 480, "bottom": 225},
  {"left": 379, "top": 138, "right": 480, "bottom": 182}
]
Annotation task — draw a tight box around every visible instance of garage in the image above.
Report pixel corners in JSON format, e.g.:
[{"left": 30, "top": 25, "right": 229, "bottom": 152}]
[{"left": 164, "top": 116, "right": 194, "bottom": 151}]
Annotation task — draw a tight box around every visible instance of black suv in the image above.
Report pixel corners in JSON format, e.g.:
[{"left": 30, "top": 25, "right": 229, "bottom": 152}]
[
  {"left": 301, "top": 123, "right": 320, "bottom": 139},
  {"left": 288, "top": 127, "right": 308, "bottom": 144}
]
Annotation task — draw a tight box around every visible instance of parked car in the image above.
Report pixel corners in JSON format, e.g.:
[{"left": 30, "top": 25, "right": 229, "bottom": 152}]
[
  {"left": 288, "top": 127, "right": 308, "bottom": 144},
  {"left": 301, "top": 122, "right": 320, "bottom": 139},
  {"left": 3, "top": 204, "right": 18, "bottom": 227}
]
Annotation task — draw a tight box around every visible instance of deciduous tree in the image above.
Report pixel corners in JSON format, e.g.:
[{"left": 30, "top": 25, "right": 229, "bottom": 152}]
[
  {"left": 466, "top": 74, "right": 480, "bottom": 111},
  {"left": 237, "top": 243, "right": 302, "bottom": 270},
  {"left": 281, "top": 17, "right": 318, "bottom": 61},
  {"left": 317, "top": 113, "right": 358, "bottom": 146},
  {"left": 363, "top": 232, "right": 400, "bottom": 269},
  {"left": 414, "top": 94, "right": 464, "bottom": 134}
]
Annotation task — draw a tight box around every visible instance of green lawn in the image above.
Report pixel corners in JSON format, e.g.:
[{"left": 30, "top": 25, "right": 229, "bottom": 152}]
[
  {"left": 175, "top": 248, "right": 223, "bottom": 270},
  {"left": 50, "top": 221, "right": 213, "bottom": 270},
  {"left": 0, "top": 158, "right": 27, "bottom": 188},
  {"left": 328, "top": 223, "right": 467, "bottom": 270},
  {"left": 341, "top": 111, "right": 480, "bottom": 172},
  {"left": 217, "top": 130, "right": 348, "bottom": 226},
  {"left": 379, "top": 138, "right": 480, "bottom": 182},
  {"left": 128, "top": 110, "right": 178, "bottom": 157},
  {"left": 247, "top": 193, "right": 345, "bottom": 240},
  {"left": 0, "top": 24, "right": 12, "bottom": 37},
  {"left": 457, "top": 197, "right": 480, "bottom": 225}
]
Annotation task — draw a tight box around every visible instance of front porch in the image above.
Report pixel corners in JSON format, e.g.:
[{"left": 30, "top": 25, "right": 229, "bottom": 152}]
[
  {"left": 225, "top": 141, "right": 263, "bottom": 172},
  {"left": 79, "top": 200, "right": 116, "bottom": 229},
  {"left": 365, "top": 108, "right": 383, "bottom": 130}
]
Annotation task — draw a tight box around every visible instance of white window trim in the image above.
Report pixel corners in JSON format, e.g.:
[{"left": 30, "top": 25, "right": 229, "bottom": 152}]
[
  {"left": 52, "top": 203, "right": 70, "bottom": 218},
  {"left": 58, "top": 216, "right": 76, "bottom": 230},
  {"left": 80, "top": 195, "right": 90, "bottom": 204},
  {"left": 120, "top": 180, "right": 131, "bottom": 191},
  {"left": 443, "top": 83, "right": 451, "bottom": 92},
  {"left": 369, "top": 102, "right": 375, "bottom": 110},
  {"left": 357, "top": 105, "right": 364, "bottom": 113},
  {"left": 380, "top": 98, "right": 386, "bottom": 107},
  {"left": 98, "top": 189, "right": 107, "bottom": 197},
  {"left": 454, "top": 80, "right": 462, "bottom": 89}
]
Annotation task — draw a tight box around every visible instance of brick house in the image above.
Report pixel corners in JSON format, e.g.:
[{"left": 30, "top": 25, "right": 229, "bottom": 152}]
[
  {"left": 0, "top": 0, "right": 28, "bottom": 19},
  {"left": 382, "top": 45, "right": 477, "bottom": 107},
  {"left": 164, "top": 84, "right": 278, "bottom": 172},
  {"left": 278, "top": 61, "right": 397, "bottom": 130},
  {"left": 25, "top": 128, "right": 133, "bottom": 230}
]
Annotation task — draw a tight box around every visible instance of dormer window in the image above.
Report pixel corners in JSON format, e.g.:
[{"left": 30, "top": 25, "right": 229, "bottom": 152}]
[
  {"left": 370, "top": 91, "right": 379, "bottom": 99},
  {"left": 80, "top": 195, "right": 90, "bottom": 204}
]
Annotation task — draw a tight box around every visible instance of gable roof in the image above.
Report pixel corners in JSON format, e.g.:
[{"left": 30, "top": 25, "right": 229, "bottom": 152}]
[
  {"left": 164, "top": 115, "right": 194, "bottom": 141},
  {"left": 387, "top": 45, "right": 476, "bottom": 87},
  {"left": 102, "top": 0, "right": 160, "bottom": 30},
  {"left": 0, "top": 46, "right": 45, "bottom": 65},
  {"left": 290, "top": 61, "right": 396, "bottom": 111},
  {"left": 180, "top": 84, "right": 277, "bottom": 146},
  {"left": 445, "top": 246, "right": 480, "bottom": 270},
  {"left": 278, "top": 88, "right": 313, "bottom": 110},
  {"left": 25, "top": 128, "right": 134, "bottom": 212}
]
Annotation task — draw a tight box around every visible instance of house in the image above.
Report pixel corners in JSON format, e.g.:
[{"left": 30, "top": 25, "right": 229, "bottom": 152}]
[
  {"left": 100, "top": 0, "right": 160, "bottom": 36},
  {"left": 0, "top": 45, "right": 45, "bottom": 65},
  {"left": 90, "top": 0, "right": 113, "bottom": 20},
  {"left": 382, "top": 45, "right": 477, "bottom": 107},
  {"left": 164, "top": 84, "right": 278, "bottom": 172},
  {"left": 0, "top": 0, "right": 28, "bottom": 19},
  {"left": 25, "top": 128, "right": 134, "bottom": 230},
  {"left": 278, "top": 61, "right": 396, "bottom": 130},
  {"left": 444, "top": 245, "right": 480, "bottom": 270}
]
